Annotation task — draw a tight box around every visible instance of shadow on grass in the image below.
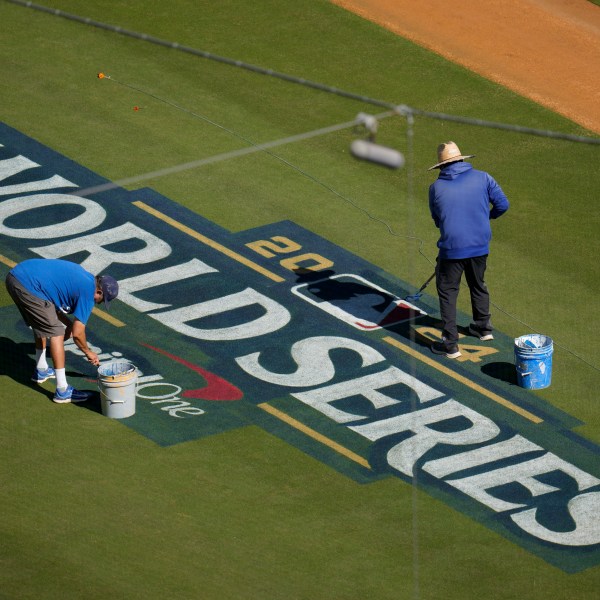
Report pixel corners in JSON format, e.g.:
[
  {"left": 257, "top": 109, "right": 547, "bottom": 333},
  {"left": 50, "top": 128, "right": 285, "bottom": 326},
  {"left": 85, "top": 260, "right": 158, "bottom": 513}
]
[
  {"left": 0, "top": 336, "right": 36, "bottom": 388},
  {"left": 481, "top": 361, "right": 518, "bottom": 385},
  {"left": 73, "top": 391, "right": 103, "bottom": 414},
  {"left": 0, "top": 336, "right": 102, "bottom": 408}
]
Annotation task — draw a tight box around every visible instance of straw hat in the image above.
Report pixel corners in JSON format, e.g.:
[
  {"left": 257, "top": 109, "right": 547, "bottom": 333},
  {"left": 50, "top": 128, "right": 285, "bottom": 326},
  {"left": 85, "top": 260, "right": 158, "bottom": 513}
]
[{"left": 428, "top": 141, "right": 475, "bottom": 170}]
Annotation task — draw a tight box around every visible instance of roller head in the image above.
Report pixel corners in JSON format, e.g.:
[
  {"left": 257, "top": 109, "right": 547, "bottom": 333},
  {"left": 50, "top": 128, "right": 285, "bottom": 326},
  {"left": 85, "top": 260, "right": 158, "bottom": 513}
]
[{"left": 351, "top": 139, "right": 405, "bottom": 169}]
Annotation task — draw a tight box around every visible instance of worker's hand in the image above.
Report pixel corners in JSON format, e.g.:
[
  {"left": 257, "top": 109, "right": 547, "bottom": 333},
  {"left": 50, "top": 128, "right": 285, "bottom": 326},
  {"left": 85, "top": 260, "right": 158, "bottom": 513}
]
[{"left": 86, "top": 352, "right": 100, "bottom": 367}]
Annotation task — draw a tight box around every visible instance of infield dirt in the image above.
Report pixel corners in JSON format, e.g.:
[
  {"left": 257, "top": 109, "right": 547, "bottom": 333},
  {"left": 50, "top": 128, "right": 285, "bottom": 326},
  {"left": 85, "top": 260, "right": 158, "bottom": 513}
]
[{"left": 331, "top": 0, "right": 600, "bottom": 134}]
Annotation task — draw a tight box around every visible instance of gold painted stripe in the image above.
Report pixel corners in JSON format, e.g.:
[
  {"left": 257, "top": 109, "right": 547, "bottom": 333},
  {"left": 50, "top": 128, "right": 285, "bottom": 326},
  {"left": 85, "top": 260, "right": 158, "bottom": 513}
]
[
  {"left": 258, "top": 402, "right": 371, "bottom": 469},
  {"left": 0, "top": 254, "right": 17, "bottom": 268},
  {"left": 133, "top": 200, "right": 285, "bottom": 282},
  {"left": 92, "top": 307, "right": 126, "bottom": 327},
  {"left": 383, "top": 336, "right": 543, "bottom": 424}
]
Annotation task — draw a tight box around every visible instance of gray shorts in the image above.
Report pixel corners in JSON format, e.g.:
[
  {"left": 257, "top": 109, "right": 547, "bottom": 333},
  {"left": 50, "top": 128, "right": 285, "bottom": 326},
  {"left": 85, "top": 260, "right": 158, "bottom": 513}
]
[{"left": 5, "top": 272, "right": 66, "bottom": 338}]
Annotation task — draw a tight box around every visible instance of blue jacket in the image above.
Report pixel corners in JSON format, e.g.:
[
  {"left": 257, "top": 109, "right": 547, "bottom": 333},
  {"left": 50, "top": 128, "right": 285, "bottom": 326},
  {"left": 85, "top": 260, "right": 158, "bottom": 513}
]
[{"left": 429, "top": 162, "right": 509, "bottom": 259}]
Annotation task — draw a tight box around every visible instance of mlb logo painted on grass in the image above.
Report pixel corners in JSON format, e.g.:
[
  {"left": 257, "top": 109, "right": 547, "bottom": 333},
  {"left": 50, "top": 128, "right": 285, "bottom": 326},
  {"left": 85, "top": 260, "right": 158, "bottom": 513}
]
[
  {"left": 291, "top": 273, "right": 426, "bottom": 330},
  {"left": 0, "top": 122, "right": 598, "bottom": 573}
]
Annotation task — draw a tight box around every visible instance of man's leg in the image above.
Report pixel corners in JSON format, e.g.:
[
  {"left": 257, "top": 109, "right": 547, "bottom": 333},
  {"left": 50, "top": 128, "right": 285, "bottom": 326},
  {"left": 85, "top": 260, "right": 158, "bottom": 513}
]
[
  {"left": 34, "top": 335, "right": 48, "bottom": 368},
  {"left": 464, "top": 255, "right": 492, "bottom": 336},
  {"left": 48, "top": 334, "right": 68, "bottom": 390},
  {"left": 7, "top": 274, "right": 54, "bottom": 382},
  {"left": 48, "top": 334, "right": 90, "bottom": 403},
  {"left": 47, "top": 335, "right": 66, "bottom": 370},
  {"left": 31, "top": 334, "right": 55, "bottom": 383},
  {"left": 436, "top": 258, "right": 464, "bottom": 346}
]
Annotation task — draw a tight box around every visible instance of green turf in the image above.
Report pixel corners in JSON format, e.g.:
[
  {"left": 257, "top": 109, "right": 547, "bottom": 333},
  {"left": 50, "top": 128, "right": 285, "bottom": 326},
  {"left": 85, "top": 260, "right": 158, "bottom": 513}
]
[{"left": 1, "top": 0, "right": 599, "bottom": 597}]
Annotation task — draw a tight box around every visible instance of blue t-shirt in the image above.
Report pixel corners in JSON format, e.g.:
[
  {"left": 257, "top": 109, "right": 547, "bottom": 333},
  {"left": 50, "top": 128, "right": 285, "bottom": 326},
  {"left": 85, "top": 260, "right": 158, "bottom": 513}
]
[{"left": 11, "top": 259, "right": 96, "bottom": 324}]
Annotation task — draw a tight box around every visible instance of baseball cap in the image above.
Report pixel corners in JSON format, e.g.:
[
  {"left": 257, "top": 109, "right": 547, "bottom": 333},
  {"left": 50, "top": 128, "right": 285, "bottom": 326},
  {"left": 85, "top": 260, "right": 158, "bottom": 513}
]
[{"left": 98, "top": 275, "right": 119, "bottom": 310}]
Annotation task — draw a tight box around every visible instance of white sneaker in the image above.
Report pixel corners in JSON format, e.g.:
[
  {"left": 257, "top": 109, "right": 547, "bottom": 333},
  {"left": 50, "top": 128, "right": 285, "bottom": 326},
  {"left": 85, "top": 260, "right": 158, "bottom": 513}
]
[{"left": 468, "top": 325, "right": 494, "bottom": 341}]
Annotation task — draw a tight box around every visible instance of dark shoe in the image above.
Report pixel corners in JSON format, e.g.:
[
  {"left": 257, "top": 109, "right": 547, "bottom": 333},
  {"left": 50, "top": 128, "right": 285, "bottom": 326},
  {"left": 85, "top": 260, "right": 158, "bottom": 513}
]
[
  {"left": 431, "top": 341, "right": 462, "bottom": 359},
  {"left": 468, "top": 324, "right": 494, "bottom": 341}
]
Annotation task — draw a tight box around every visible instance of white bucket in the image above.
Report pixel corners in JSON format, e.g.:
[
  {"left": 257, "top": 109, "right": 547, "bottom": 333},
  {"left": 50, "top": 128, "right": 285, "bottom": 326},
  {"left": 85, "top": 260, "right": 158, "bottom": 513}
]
[{"left": 98, "top": 361, "right": 138, "bottom": 419}]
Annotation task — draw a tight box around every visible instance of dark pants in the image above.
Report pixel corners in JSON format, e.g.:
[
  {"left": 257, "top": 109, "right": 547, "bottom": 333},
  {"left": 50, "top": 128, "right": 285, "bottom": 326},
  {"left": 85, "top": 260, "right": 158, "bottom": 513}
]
[{"left": 436, "top": 255, "right": 491, "bottom": 346}]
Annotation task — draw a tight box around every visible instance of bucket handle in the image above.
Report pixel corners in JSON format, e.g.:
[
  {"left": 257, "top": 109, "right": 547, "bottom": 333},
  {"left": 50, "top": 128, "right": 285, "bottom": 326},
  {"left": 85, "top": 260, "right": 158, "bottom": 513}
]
[
  {"left": 98, "top": 387, "right": 127, "bottom": 404},
  {"left": 516, "top": 368, "right": 532, "bottom": 376}
]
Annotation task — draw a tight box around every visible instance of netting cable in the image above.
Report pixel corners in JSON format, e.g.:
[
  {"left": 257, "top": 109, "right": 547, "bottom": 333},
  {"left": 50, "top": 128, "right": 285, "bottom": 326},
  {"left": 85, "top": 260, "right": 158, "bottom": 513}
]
[{"left": 6, "top": 0, "right": 600, "bottom": 146}]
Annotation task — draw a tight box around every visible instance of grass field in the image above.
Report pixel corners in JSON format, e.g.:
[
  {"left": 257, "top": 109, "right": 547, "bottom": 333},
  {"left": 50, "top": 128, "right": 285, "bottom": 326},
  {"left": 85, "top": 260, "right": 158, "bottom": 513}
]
[{"left": 1, "top": 1, "right": 599, "bottom": 598}]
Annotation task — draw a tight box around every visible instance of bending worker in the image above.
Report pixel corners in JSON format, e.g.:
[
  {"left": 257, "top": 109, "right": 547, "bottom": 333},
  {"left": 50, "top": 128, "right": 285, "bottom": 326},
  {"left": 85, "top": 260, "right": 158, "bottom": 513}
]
[
  {"left": 5, "top": 258, "right": 119, "bottom": 403},
  {"left": 428, "top": 141, "right": 509, "bottom": 359}
]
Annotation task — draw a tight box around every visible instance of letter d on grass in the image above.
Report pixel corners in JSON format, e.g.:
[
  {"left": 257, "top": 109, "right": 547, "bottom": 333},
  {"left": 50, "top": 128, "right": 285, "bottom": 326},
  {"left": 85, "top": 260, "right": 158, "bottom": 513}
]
[{"left": 151, "top": 287, "right": 291, "bottom": 341}]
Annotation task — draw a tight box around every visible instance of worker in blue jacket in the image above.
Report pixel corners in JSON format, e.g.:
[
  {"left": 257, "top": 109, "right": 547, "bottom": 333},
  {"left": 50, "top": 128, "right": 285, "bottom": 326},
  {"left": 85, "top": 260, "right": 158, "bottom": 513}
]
[{"left": 428, "top": 141, "right": 509, "bottom": 358}]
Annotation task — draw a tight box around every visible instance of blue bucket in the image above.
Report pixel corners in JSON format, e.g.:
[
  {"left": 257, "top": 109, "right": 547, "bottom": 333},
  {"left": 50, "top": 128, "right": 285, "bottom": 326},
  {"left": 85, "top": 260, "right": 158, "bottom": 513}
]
[{"left": 514, "top": 334, "right": 553, "bottom": 389}]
